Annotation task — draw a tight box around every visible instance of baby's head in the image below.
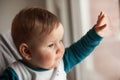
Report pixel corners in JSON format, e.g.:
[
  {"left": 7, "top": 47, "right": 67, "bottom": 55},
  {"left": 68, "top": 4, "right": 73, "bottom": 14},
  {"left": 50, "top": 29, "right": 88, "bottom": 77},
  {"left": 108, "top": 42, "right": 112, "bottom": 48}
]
[{"left": 11, "top": 7, "right": 65, "bottom": 69}]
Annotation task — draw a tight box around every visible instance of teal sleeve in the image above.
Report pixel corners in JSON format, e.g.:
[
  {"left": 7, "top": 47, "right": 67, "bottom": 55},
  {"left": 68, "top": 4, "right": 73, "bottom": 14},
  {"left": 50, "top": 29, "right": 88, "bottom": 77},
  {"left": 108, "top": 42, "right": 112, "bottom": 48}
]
[
  {"left": 0, "top": 67, "right": 19, "bottom": 80},
  {"left": 63, "top": 28, "right": 103, "bottom": 73}
]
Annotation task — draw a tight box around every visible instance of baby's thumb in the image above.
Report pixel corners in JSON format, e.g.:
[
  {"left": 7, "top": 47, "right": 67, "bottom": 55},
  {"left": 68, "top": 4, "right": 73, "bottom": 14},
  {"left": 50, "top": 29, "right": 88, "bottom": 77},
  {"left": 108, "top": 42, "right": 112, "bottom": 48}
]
[{"left": 98, "top": 24, "right": 107, "bottom": 31}]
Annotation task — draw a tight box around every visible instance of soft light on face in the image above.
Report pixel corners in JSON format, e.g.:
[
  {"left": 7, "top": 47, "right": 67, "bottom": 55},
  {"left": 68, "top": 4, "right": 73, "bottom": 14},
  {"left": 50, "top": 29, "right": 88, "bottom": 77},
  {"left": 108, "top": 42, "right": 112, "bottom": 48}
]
[{"left": 29, "top": 23, "right": 65, "bottom": 69}]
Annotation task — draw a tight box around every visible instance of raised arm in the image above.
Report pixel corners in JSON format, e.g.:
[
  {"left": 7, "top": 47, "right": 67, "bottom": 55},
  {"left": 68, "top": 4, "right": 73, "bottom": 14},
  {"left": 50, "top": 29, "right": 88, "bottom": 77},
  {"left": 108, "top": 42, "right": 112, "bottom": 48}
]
[{"left": 63, "top": 12, "right": 109, "bottom": 73}]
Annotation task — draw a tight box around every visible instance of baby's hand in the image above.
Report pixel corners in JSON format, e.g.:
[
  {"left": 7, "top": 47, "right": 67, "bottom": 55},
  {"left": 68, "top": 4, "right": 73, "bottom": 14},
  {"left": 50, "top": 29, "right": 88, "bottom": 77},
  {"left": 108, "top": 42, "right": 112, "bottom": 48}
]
[{"left": 94, "top": 12, "right": 112, "bottom": 37}]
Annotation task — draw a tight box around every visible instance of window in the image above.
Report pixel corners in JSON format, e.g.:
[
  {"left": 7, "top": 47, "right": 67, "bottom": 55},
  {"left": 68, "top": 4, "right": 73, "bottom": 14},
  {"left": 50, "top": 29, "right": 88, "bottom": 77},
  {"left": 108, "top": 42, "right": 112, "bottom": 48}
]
[{"left": 82, "top": 0, "right": 120, "bottom": 80}]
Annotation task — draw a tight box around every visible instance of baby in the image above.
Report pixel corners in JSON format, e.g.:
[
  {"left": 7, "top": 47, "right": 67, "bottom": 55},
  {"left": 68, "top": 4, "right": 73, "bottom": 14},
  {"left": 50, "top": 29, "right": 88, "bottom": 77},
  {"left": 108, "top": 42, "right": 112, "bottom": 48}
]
[{"left": 0, "top": 7, "right": 108, "bottom": 80}]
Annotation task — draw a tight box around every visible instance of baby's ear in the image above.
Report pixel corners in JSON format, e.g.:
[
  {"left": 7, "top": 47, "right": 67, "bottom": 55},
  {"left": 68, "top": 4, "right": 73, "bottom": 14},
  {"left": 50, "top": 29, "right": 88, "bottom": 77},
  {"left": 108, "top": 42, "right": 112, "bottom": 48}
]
[{"left": 19, "top": 43, "right": 32, "bottom": 60}]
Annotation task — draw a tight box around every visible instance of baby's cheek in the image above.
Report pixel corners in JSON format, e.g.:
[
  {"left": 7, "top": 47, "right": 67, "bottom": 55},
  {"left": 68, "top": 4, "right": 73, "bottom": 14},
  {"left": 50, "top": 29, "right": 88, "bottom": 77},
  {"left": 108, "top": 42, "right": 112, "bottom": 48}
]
[{"left": 41, "top": 54, "right": 55, "bottom": 66}]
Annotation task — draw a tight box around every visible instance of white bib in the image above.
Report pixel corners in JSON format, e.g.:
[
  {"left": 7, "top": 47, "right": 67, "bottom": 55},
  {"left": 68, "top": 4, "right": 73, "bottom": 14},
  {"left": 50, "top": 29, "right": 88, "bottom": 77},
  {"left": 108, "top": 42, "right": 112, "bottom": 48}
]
[{"left": 10, "top": 60, "right": 67, "bottom": 80}]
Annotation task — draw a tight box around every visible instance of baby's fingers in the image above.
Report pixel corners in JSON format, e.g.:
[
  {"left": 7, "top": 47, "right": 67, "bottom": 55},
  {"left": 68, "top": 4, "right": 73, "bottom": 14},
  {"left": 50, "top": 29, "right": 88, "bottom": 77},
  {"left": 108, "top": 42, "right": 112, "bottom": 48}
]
[
  {"left": 98, "top": 12, "right": 102, "bottom": 18},
  {"left": 96, "top": 12, "right": 105, "bottom": 27}
]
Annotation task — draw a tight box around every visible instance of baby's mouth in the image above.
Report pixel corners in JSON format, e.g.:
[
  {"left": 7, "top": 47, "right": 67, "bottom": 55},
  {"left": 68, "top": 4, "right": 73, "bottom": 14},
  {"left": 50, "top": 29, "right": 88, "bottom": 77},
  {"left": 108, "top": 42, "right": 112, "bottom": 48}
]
[{"left": 55, "top": 56, "right": 62, "bottom": 61}]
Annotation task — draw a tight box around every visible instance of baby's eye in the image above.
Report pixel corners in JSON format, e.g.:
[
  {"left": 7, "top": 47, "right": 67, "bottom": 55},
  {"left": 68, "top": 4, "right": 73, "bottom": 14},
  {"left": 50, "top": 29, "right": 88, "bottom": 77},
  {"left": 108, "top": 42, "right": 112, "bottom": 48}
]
[{"left": 48, "top": 44, "right": 54, "bottom": 47}]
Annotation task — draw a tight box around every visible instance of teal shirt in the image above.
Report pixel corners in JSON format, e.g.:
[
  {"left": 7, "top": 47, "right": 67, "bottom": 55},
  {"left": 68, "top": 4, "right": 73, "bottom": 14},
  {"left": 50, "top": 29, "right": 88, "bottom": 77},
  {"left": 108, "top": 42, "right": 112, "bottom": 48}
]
[{"left": 0, "top": 28, "right": 102, "bottom": 80}]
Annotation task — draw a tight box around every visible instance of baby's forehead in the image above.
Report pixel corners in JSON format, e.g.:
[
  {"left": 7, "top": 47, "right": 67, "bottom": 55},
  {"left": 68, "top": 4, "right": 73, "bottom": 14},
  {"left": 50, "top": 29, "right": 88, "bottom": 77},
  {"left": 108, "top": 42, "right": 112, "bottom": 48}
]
[{"left": 40, "top": 25, "right": 64, "bottom": 42}]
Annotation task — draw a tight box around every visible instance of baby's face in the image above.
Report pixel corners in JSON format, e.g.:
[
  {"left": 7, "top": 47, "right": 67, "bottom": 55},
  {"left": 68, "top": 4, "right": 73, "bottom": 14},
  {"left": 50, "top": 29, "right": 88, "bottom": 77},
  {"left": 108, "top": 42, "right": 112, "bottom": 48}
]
[{"left": 30, "top": 23, "right": 65, "bottom": 69}]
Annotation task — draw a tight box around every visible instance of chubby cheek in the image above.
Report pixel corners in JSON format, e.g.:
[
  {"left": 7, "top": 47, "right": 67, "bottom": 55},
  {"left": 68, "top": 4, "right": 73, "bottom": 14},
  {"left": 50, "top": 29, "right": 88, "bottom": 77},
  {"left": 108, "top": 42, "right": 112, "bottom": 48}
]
[
  {"left": 33, "top": 50, "right": 56, "bottom": 68},
  {"left": 31, "top": 44, "right": 65, "bottom": 69}
]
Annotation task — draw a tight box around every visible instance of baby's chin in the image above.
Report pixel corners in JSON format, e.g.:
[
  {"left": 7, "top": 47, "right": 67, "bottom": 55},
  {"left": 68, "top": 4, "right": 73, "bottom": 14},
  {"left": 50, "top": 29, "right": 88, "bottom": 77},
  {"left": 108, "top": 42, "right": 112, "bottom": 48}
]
[
  {"left": 54, "top": 61, "right": 61, "bottom": 67},
  {"left": 43, "top": 60, "right": 61, "bottom": 69},
  {"left": 49, "top": 61, "right": 60, "bottom": 68}
]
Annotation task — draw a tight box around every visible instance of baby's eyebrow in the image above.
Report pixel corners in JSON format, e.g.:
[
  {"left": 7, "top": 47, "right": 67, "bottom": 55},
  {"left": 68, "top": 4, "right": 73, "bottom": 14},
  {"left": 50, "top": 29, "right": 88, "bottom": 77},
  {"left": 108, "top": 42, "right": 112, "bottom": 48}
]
[{"left": 49, "top": 39, "right": 63, "bottom": 43}]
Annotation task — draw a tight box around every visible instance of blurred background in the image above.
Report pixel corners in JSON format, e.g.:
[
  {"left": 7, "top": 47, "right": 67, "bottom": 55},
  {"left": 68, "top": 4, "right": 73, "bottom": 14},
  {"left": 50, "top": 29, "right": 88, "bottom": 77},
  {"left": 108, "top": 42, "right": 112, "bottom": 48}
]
[{"left": 0, "top": 0, "right": 120, "bottom": 80}]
